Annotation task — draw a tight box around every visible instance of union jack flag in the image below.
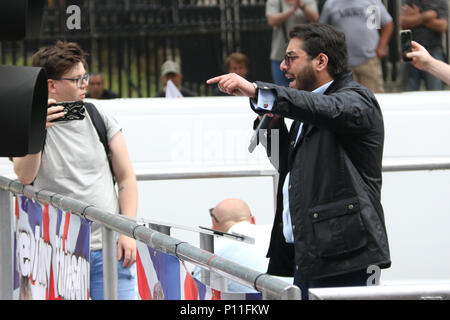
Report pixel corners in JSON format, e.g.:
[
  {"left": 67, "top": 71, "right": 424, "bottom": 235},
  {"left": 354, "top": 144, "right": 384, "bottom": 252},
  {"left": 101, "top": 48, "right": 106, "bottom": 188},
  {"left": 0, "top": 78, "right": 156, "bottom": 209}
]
[
  {"left": 136, "top": 241, "right": 262, "bottom": 300},
  {"left": 14, "top": 196, "right": 90, "bottom": 300}
]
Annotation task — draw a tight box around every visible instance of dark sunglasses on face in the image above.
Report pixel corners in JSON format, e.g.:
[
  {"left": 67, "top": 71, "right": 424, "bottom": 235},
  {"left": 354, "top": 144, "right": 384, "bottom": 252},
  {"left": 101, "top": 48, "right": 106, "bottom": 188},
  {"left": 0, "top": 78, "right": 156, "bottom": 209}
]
[{"left": 283, "top": 53, "right": 300, "bottom": 67}]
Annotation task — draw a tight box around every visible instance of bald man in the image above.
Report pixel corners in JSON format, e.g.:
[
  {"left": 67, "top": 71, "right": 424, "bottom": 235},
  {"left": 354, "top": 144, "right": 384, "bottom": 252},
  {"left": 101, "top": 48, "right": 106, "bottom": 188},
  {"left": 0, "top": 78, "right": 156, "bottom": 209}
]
[
  {"left": 205, "top": 199, "right": 271, "bottom": 293},
  {"left": 210, "top": 198, "right": 255, "bottom": 232}
]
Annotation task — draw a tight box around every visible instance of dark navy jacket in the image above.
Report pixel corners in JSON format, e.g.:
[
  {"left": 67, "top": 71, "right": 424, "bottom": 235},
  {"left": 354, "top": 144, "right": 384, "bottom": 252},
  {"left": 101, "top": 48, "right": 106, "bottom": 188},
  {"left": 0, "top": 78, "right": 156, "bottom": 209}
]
[{"left": 252, "top": 70, "right": 391, "bottom": 281}]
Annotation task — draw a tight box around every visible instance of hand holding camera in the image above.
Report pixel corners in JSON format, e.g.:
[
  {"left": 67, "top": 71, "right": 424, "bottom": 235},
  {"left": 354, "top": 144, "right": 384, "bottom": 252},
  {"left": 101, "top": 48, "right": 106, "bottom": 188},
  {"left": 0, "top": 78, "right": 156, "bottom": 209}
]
[{"left": 47, "top": 99, "right": 85, "bottom": 128}]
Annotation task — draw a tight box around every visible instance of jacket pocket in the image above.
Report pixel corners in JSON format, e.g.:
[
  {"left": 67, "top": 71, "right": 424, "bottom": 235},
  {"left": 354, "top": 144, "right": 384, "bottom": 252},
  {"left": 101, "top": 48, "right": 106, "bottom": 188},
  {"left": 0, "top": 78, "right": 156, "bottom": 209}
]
[{"left": 309, "top": 197, "right": 367, "bottom": 258}]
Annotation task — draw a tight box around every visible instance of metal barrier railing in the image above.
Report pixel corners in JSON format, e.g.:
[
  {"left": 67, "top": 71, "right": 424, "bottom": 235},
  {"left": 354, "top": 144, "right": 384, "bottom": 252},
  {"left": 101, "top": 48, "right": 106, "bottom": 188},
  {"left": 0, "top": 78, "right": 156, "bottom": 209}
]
[
  {"left": 2, "top": 157, "right": 450, "bottom": 300},
  {"left": 132, "top": 157, "right": 450, "bottom": 299},
  {"left": 0, "top": 175, "right": 300, "bottom": 300},
  {"left": 134, "top": 157, "right": 450, "bottom": 182},
  {"left": 309, "top": 283, "right": 450, "bottom": 300},
  {"left": 133, "top": 158, "right": 450, "bottom": 214}
]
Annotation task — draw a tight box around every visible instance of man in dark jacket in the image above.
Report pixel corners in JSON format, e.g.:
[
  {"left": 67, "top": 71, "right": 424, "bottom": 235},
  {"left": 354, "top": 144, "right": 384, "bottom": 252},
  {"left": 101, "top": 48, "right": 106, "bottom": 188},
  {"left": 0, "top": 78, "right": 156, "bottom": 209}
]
[{"left": 207, "top": 23, "right": 391, "bottom": 299}]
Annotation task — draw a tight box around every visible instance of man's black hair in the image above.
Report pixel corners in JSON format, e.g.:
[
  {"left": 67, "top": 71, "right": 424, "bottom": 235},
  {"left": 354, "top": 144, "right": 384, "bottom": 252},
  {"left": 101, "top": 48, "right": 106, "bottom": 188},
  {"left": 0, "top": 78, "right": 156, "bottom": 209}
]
[{"left": 289, "top": 23, "right": 348, "bottom": 79}]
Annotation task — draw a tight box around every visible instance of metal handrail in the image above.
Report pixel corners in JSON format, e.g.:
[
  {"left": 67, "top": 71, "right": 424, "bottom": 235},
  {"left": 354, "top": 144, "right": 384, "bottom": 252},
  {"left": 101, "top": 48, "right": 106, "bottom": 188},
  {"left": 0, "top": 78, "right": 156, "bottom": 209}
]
[
  {"left": 309, "top": 283, "right": 450, "bottom": 300},
  {"left": 2, "top": 157, "right": 450, "bottom": 300},
  {"left": 134, "top": 157, "right": 450, "bottom": 181},
  {"left": 0, "top": 176, "right": 300, "bottom": 300},
  {"left": 132, "top": 158, "right": 450, "bottom": 224}
]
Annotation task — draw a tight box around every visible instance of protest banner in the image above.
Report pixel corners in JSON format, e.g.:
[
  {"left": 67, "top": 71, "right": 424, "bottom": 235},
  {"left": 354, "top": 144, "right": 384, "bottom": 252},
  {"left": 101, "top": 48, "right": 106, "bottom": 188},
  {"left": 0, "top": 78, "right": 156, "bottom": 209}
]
[
  {"left": 136, "top": 241, "right": 262, "bottom": 300},
  {"left": 14, "top": 196, "right": 90, "bottom": 300}
]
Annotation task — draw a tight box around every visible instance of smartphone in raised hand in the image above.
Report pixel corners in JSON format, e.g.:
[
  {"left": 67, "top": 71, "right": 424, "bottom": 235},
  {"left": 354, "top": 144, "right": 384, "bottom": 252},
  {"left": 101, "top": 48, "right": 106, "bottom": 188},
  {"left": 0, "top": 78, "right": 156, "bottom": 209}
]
[
  {"left": 48, "top": 100, "right": 85, "bottom": 122},
  {"left": 400, "top": 29, "right": 413, "bottom": 62}
]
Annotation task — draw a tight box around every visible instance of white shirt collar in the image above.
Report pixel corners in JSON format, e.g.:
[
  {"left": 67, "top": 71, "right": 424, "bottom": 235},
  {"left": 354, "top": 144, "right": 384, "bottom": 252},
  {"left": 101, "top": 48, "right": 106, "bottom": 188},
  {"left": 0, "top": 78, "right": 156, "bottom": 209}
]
[{"left": 312, "top": 80, "right": 334, "bottom": 95}]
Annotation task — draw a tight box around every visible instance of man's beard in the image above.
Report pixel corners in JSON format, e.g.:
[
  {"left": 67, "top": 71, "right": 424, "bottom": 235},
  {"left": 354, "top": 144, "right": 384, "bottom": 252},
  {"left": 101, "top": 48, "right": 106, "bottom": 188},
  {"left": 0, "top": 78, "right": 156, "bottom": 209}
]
[{"left": 293, "top": 62, "right": 318, "bottom": 92}]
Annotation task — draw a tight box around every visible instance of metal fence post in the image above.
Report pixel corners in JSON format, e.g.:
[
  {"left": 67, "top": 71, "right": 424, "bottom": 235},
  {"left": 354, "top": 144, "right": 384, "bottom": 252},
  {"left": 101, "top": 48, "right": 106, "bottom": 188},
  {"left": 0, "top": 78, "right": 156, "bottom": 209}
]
[
  {"left": 272, "top": 172, "right": 279, "bottom": 213},
  {"left": 282, "top": 285, "right": 302, "bottom": 300},
  {"left": 149, "top": 223, "right": 171, "bottom": 235},
  {"left": 199, "top": 233, "right": 214, "bottom": 286},
  {"left": 0, "top": 189, "right": 14, "bottom": 300},
  {"left": 102, "top": 226, "right": 118, "bottom": 300}
]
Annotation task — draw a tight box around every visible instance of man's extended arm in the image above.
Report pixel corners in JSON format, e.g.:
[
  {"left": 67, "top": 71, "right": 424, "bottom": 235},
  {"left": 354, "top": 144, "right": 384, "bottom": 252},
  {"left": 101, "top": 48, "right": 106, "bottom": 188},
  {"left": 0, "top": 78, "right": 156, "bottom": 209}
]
[{"left": 207, "top": 73, "right": 376, "bottom": 134}]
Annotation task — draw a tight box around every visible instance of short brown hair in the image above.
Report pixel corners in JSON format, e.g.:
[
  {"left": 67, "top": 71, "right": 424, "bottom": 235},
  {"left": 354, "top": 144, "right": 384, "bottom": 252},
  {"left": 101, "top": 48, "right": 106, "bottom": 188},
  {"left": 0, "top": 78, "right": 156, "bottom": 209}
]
[
  {"left": 32, "top": 41, "right": 88, "bottom": 79},
  {"left": 224, "top": 52, "right": 249, "bottom": 71}
]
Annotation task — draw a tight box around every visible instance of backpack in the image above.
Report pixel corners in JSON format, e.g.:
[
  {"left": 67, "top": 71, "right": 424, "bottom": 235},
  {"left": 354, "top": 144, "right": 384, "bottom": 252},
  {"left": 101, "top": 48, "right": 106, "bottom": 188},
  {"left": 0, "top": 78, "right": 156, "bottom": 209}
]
[{"left": 84, "top": 102, "right": 115, "bottom": 184}]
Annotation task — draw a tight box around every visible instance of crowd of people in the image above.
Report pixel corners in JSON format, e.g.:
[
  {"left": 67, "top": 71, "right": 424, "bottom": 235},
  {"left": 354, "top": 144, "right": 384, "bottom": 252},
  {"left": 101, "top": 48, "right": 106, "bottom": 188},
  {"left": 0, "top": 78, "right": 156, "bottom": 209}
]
[
  {"left": 267, "top": 0, "right": 447, "bottom": 93},
  {"left": 88, "top": 0, "right": 448, "bottom": 99},
  {"left": 11, "top": 0, "right": 450, "bottom": 301}
]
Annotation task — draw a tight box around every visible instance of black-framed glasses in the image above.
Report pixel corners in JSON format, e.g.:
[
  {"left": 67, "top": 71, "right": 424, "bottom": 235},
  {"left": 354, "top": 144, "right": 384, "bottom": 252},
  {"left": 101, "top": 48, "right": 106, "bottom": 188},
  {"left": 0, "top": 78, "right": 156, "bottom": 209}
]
[
  {"left": 209, "top": 208, "right": 220, "bottom": 223},
  {"left": 283, "top": 53, "right": 300, "bottom": 67},
  {"left": 54, "top": 74, "right": 90, "bottom": 88}
]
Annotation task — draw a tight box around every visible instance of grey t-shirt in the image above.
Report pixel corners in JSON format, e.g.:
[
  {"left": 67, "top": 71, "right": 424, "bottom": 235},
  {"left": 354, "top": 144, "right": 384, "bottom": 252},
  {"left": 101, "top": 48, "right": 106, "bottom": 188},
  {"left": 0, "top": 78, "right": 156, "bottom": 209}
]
[
  {"left": 34, "top": 104, "right": 121, "bottom": 250},
  {"left": 320, "top": 0, "right": 393, "bottom": 67},
  {"left": 266, "top": 0, "right": 319, "bottom": 61}
]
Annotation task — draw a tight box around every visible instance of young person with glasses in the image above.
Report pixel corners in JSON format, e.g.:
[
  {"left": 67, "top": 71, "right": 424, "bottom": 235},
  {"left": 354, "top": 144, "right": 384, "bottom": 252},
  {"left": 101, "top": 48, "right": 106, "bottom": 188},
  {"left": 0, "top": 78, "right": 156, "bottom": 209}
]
[
  {"left": 208, "top": 23, "right": 391, "bottom": 300},
  {"left": 13, "top": 41, "right": 138, "bottom": 300}
]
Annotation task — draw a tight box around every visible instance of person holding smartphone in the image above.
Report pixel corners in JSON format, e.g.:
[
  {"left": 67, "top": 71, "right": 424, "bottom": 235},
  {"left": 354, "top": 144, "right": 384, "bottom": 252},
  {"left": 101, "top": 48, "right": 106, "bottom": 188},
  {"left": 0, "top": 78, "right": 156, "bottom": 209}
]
[
  {"left": 400, "top": 0, "right": 448, "bottom": 91},
  {"left": 406, "top": 40, "right": 450, "bottom": 85},
  {"left": 12, "top": 41, "right": 138, "bottom": 300}
]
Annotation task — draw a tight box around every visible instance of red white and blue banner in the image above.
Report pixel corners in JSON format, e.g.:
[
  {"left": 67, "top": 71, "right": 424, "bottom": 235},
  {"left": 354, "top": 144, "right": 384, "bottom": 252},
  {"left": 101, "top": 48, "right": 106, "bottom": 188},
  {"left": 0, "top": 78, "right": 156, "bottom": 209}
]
[
  {"left": 11, "top": 195, "right": 262, "bottom": 300},
  {"left": 13, "top": 196, "right": 90, "bottom": 300},
  {"left": 136, "top": 241, "right": 262, "bottom": 300}
]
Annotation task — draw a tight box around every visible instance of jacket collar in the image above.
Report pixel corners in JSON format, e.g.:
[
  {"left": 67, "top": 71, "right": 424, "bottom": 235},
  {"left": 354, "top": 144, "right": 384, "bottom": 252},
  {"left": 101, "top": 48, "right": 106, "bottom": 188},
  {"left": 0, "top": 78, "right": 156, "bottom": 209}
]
[
  {"left": 323, "top": 69, "right": 353, "bottom": 95},
  {"left": 292, "top": 70, "right": 353, "bottom": 149}
]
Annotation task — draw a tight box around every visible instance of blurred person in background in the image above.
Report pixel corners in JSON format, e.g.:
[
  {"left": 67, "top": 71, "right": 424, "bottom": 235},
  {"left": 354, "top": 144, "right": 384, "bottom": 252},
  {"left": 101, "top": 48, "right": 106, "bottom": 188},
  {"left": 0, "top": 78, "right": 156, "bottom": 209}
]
[
  {"left": 155, "top": 60, "right": 197, "bottom": 97},
  {"left": 266, "top": 0, "right": 319, "bottom": 87},
  {"left": 400, "top": 0, "right": 448, "bottom": 91},
  {"left": 87, "top": 73, "right": 119, "bottom": 99},
  {"left": 320, "top": 0, "right": 394, "bottom": 93},
  {"left": 215, "top": 52, "right": 250, "bottom": 96}
]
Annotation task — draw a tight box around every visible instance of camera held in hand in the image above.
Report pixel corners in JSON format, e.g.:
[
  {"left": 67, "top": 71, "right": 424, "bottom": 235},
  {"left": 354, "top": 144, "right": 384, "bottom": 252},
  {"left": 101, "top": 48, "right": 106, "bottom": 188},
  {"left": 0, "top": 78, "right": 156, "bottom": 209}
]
[{"left": 48, "top": 100, "right": 86, "bottom": 122}]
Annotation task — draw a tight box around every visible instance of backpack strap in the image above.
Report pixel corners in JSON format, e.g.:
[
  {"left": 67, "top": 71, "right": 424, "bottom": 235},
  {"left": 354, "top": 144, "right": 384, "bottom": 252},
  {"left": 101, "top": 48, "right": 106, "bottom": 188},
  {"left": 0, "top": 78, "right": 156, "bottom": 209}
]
[{"left": 84, "top": 102, "right": 115, "bottom": 184}]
